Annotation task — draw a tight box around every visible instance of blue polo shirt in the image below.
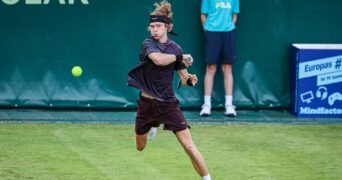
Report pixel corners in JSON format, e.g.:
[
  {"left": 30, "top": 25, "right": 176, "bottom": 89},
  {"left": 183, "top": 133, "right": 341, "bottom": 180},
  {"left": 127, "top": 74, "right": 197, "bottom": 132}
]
[{"left": 201, "top": 0, "right": 240, "bottom": 32}]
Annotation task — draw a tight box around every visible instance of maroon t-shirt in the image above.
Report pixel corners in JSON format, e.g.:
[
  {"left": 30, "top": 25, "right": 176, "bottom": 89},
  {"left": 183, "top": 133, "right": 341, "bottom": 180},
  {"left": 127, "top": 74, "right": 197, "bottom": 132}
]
[{"left": 127, "top": 37, "right": 186, "bottom": 102}]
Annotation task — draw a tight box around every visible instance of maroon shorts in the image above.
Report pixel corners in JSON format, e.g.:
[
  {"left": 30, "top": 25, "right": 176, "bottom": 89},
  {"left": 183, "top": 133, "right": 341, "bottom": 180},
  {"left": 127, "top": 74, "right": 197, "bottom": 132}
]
[{"left": 135, "top": 96, "right": 189, "bottom": 135}]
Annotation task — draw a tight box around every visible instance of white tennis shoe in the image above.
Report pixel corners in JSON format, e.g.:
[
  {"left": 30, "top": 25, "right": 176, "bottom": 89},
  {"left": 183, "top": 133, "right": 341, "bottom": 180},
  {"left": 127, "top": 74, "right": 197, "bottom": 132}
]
[
  {"left": 224, "top": 105, "right": 237, "bottom": 117},
  {"left": 148, "top": 127, "right": 157, "bottom": 140},
  {"left": 200, "top": 104, "right": 211, "bottom": 117}
]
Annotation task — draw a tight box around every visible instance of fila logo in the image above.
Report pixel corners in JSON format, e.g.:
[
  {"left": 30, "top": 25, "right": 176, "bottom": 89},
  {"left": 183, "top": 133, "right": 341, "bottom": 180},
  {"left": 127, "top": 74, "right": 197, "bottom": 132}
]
[
  {"left": 215, "top": 2, "right": 231, "bottom": 9},
  {"left": 1, "top": 0, "right": 89, "bottom": 5}
]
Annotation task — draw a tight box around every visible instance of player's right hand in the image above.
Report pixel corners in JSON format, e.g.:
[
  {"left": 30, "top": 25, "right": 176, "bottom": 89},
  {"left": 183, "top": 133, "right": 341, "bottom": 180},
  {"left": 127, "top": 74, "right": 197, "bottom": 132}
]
[{"left": 182, "top": 54, "right": 193, "bottom": 67}]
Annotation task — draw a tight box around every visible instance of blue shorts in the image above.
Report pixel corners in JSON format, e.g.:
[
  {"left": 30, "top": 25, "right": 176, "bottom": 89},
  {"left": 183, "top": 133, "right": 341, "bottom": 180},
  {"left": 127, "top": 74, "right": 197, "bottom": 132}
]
[{"left": 204, "top": 30, "right": 237, "bottom": 64}]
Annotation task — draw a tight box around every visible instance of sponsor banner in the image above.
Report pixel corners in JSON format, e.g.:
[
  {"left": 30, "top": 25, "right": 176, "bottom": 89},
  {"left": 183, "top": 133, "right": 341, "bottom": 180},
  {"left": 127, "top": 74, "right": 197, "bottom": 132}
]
[{"left": 291, "top": 44, "right": 342, "bottom": 118}]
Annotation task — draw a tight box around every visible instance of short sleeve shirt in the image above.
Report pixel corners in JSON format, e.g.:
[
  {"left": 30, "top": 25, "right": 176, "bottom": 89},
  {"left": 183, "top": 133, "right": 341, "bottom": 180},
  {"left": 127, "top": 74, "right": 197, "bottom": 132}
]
[
  {"left": 127, "top": 37, "right": 186, "bottom": 102},
  {"left": 201, "top": 0, "right": 240, "bottom": 32}
]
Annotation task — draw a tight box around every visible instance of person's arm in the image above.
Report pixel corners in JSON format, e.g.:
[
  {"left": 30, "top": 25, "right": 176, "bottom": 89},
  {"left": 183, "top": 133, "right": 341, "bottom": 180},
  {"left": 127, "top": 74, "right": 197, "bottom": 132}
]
[
  {"left": 148, "top": 53, "right": 193, "bottom": 67},
  {"left": 232, "top": 13, "right": 238, "bottom": 25},
  {"left": 177, "top": 69, "right": 198, "bottom": 87},
  {"left": 148, "top": 53, "right": 178, "bottom": 66},
  {"left": 201, "top": 13, "right": 207, "bottom": 28}
]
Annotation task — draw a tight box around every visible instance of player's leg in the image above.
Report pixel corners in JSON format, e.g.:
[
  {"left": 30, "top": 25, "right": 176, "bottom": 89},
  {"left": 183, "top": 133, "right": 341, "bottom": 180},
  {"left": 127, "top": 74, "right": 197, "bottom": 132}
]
[
  {"left": 136, "top": 133, "right": 149, "bottom": 151},
  {"left": 136, "top": 126, "right": 159, "bottom": 150},
  {"left": 136, "top": 124, "right": 159, "bottom": 150},
  {"left": 162, "top": 103, "right": 210, "bottom": 179},
  {"left": 135, "top": 96, "right": 157, "bottom": 151},
  {"left": 175, "top": 128, "right": 210, "bottom": 178}
]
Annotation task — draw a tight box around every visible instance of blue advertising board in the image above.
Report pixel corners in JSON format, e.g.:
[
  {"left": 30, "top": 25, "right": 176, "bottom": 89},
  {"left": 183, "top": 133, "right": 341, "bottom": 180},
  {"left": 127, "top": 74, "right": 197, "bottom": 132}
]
[{"left": 291, "top": 44, "right": 342, "bottom": 118}]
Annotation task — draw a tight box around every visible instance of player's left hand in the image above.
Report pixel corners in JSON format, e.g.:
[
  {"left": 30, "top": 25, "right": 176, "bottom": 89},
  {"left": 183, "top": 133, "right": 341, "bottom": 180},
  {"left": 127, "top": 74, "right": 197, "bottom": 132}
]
[{"left": 187, "top": 74, "right": 197, "bottom": 86}]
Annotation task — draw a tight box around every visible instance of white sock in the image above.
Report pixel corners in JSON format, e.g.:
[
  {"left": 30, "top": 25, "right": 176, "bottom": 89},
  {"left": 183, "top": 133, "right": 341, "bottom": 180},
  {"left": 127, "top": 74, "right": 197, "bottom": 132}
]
[
  {"left": 202, "top": 174, "right": 211, "bottom": 180},
  {"left": 204, "top": 96, "right": 211, "bottom": 106},
  {"left": 225, "top": 95, "right": 233, "bottom": 106}
]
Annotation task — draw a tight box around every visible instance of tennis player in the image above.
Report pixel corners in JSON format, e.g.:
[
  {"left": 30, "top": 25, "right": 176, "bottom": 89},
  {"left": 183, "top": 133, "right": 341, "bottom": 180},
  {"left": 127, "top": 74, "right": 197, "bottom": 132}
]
[{"left": 127, "top": 1, "right": 211, "bottom": 179}]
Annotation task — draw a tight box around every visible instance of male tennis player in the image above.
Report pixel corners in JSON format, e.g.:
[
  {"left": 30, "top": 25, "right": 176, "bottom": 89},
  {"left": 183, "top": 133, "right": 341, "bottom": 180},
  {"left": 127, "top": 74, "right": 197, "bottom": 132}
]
[{"left": 127, "top": 1, "right": 211, "bottom": 179}]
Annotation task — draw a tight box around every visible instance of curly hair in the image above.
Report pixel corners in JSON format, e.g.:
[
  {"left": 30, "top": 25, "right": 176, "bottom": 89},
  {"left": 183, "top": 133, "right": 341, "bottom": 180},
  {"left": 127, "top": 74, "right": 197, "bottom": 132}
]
[{"left": 150, "top": 0, "right": 174, "bottom": 32}]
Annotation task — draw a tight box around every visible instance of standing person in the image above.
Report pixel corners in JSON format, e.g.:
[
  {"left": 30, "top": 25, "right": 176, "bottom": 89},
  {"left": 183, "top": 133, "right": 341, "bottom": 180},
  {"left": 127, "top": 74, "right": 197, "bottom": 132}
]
[
  {"left": 127, "top": 1, "right": 211, "bottom": 179},
  {"left": 200, "top": 0, "right": 240, "bottom": 117}
]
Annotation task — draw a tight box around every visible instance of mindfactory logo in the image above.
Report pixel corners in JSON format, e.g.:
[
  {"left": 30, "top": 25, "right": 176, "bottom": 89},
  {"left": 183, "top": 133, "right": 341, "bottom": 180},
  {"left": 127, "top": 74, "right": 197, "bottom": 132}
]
[{"left": 1, "top": 0, "right": 89, "bottom": 5}]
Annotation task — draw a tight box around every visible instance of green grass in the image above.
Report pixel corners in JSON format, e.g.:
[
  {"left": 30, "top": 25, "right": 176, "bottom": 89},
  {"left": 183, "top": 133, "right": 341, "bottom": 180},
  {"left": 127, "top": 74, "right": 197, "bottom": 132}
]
[{"left": 0, "top": 124, "right": 341, "bottom": 180}]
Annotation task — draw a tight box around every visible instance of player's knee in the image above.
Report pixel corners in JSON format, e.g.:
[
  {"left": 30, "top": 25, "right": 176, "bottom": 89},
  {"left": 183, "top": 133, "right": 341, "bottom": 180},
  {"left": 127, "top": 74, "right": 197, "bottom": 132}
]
[
  {"left": 135, "top": 134, "right": 148, "bottom": 151},
  {"left": 136, "top": 142, "right": 146, "bottom": 151},
  {"left": 183, "top": 144, "right": 197, "bottom": 156},
  {"left": 136, "top": 147, "right": 145, "bottom": 151}
]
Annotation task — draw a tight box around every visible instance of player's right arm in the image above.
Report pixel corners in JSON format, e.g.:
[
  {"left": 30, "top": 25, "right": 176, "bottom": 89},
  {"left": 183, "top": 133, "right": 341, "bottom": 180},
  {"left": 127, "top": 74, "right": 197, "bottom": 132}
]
[
  {"left": 148, "top": 53, "right": 178, "bottom": 66},
  {"left": 148, "top": 53, "right": 193, "bottom": 67}
]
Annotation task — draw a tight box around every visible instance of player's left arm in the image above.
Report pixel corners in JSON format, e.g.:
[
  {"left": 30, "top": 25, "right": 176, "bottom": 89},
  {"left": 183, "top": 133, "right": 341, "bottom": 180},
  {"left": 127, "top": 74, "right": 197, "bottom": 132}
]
[{"left": 177, "top": 69, "right": 198, "bottom": 87}]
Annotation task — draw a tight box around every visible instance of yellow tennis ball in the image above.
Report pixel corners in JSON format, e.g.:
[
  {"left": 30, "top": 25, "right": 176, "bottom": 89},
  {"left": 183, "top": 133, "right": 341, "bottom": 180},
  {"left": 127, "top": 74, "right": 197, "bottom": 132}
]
[{"left": 71, "top": 66, "right": 82, "bottom": 77}]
